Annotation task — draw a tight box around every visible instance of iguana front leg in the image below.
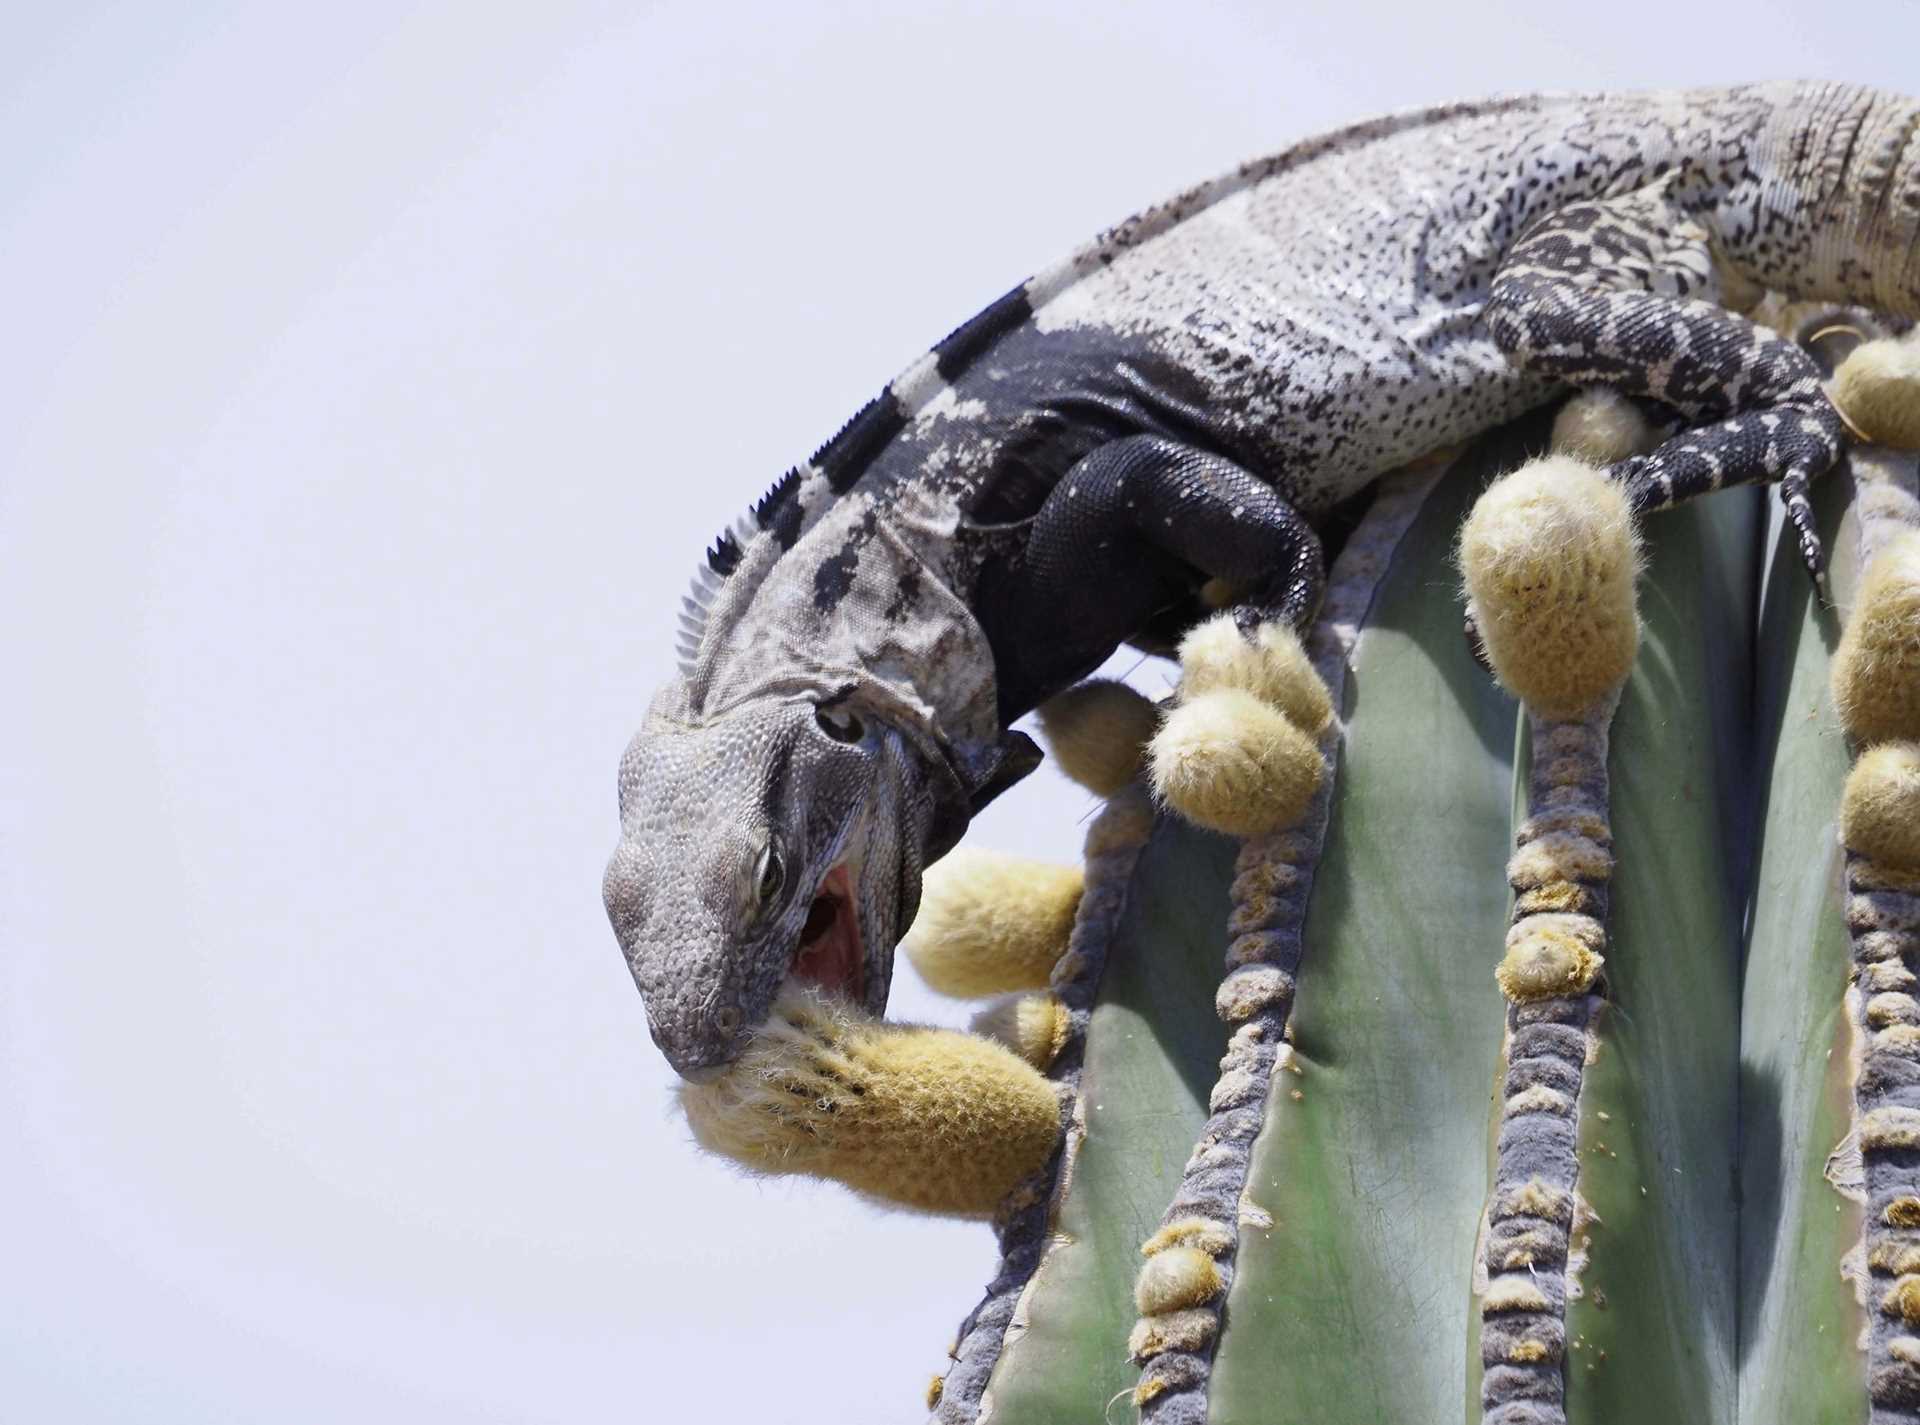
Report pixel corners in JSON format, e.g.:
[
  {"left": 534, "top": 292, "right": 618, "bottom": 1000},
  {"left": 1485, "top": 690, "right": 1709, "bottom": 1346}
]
[
  {"left": 982, "top": 433, "right": 1326, "bottom": 716},
  {"left": 981, "top": 435, "right": 1335, "bottom": 839},
  {"left": 1486, "top": 188, "right": 1847, "bottom": 584}
]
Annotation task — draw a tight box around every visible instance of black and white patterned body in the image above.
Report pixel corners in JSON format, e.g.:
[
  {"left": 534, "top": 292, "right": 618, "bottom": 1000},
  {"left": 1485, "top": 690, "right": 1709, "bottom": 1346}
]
[
  {"left": 613, "top": 80, "right": 1920, "bottom": 1076},
  {"left": 685, "top": 82, "right": 1919, "bottom": 730}
]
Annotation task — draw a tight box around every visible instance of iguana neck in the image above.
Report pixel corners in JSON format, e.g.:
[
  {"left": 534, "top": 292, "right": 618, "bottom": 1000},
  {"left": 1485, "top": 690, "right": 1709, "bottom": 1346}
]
[{"left": 665, "top": 470, "right": 1007, "bottom": 789}]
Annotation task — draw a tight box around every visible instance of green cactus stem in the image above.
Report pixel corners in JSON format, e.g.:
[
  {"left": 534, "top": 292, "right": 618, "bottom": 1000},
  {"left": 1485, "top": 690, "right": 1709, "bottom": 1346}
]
[
  {"left": 928, "top": 329, "right": 1920, "bottom": 1420},
  {"left": 932, "top": 786, "right": 1155, "bottom": 1423},
  {"left": 1554, "top": 491, "right": 1755, "bottom": 1424},
  {"left": 1128, "top": 460, "right": 1449, "bottom": 1422},
  {"left": 1184, "top": 429, "right": 1525, "bottom": 1422}
]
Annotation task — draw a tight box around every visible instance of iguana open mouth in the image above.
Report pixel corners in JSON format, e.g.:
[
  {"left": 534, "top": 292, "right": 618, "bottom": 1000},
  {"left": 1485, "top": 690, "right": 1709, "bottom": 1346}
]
[{"left": 792, "top": 861, "right": 865, "bottom": 1002}]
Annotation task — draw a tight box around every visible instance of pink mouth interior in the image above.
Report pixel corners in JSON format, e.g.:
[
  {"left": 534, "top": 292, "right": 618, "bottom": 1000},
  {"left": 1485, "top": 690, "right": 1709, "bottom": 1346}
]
[{"left": 791, "top": 863, "right": 865, "bottom": 1002}]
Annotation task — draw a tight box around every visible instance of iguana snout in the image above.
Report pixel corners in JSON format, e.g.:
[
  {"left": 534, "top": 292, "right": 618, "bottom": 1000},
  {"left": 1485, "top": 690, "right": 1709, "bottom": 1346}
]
[{"left": 603, "top": 692, "right": 957, "bottom": 1080}]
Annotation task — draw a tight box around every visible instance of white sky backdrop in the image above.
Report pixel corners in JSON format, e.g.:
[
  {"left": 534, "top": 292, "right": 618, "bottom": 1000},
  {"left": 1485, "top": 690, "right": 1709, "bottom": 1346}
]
[{"left": 3, "top": 3, "right": 1914, "bottom": 1420}]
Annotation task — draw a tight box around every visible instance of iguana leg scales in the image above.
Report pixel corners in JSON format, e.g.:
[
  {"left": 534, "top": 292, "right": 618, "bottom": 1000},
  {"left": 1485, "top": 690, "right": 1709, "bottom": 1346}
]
[
  {"left": 989, "top": 434, "right": 1325, "bottom": 709},
  {"left": 1487, "top": 190, "right": 1847, "bottom": 580}
]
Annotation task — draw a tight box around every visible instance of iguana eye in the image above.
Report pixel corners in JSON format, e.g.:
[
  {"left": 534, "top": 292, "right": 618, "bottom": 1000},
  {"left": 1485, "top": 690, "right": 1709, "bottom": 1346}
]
[
  {"left": 814, "top": 704, "right": 864, "bottom": 743},
  {"left": 754, "top": 841, "right": 785, "bottom": 908}
]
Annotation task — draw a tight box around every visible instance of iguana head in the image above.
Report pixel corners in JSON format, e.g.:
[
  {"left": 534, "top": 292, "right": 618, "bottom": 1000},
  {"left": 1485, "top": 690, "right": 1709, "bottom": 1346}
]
[
  {"left": 602, "top": 688, "right": 983, "bottom": 1080},
  {"left": 604, "top": 464, "right": 1039, "bottom": 1080}
]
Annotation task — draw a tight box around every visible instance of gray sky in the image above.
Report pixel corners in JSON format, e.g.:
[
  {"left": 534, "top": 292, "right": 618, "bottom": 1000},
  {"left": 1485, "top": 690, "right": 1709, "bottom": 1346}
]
[{"left": 4, "top": 3, "right": 1914, "bottom": 1420}]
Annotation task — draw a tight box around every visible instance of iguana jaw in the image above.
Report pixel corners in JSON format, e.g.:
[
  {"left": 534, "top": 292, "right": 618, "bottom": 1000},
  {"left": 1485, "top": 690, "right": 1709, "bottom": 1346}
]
[
  {"left": 606, "top": 694, "right": 966, "bottom": 1082},
  {"left": 791, "top": 860, "right": 866, "bottom": 1004}
]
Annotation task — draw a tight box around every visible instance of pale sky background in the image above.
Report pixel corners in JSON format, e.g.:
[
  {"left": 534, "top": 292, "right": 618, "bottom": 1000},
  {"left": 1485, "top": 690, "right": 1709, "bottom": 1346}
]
[{"left": 3, "top": 4, "right": 1915, "bottom": 1421}]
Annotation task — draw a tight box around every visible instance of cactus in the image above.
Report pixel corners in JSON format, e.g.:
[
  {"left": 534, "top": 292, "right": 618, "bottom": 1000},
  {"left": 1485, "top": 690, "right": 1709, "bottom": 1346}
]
[
  {"left": 917, "top": 381, "right": 1920, "bottom": 1420},
  {"left": 677, "top": 325, "right": 1920, "bottom": 1421}
]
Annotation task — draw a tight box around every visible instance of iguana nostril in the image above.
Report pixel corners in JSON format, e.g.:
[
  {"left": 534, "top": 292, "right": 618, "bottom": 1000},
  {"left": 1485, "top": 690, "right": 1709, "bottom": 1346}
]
[{"left": 714, "top": 1005, "right": 742, "bottom": 1035}]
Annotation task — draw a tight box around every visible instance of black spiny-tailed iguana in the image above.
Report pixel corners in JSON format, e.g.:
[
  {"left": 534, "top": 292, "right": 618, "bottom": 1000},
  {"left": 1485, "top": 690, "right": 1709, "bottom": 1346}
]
[{"left": 603, "top": 80, "right": 1920, "bottom": 1080}]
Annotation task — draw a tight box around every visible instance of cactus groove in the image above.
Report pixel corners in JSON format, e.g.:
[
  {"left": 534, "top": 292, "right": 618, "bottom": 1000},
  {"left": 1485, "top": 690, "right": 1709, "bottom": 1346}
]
[
  {"left": 1738, "top": 462, "right": 1869, "bottom": 1425},
  {"left": 1208, "top": 431, "right": 1523, "bottom": 1422},
  {"left": 1556, "top": 492, "right": 1754, "bottom": 1423}
]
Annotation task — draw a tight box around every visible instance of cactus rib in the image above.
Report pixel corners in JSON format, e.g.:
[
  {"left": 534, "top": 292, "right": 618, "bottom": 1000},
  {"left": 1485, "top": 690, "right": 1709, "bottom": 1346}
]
[
  {"left": 931, "top": 786, "right": 1154, "bottom": 1424},
  {"left": 1838, "top": 439, "right": 1920, "bottom": 1421},
  {"left": 1848, "top": 852, "right": 1920, "bottom": 1419},
  {"left": 1481, "top": 706, "right": 1614, "bottom": 1425},
  {"left": 1128, "top": 459, "right": 1452, "bottom": 1421}
]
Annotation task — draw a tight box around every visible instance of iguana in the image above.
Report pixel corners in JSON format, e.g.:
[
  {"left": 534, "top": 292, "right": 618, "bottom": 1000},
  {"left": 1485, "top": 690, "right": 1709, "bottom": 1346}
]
[{"left": 602, "top": 80, "right": 1920, "bottom": 1080}]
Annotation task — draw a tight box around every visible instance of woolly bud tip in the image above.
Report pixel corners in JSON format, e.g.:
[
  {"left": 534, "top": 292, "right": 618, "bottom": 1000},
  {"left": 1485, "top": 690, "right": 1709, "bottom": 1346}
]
[
  {"left": 1034, "top": 679, "right": 1160, "bottom": 796},
  {"left": 1483, "top": 1275, "right": 1553, "bottom": 1315},
  {"left": 1874, "top": 1241, "right": 1920, "bottom": 1276},
  {"left": 1148, "top": 688, "right": 1323, "bottom": 837},
  {"left": 678, "top": 985, "right": 1059, "bottom": 1218},
  {"left": 1175, "top": 613, "right": 1336, "bottom": 734},
  {"left": 1888, "top": 1197, "right": 1920, "bottom": 1229},
  {"left": 1843, "top": 743, "right": 1920, "bottom": 871},
  {"left": 1888, "top": 1275, "right": 1920, "bottom": 1326},
  {"left": 1551, "top": 387, "right": 1658, "bottom": 465},
  {"left": 1868, "top": 992, "right": 1920, "bottom": 1028},
  {"left": 1127, "top": 1307, "right": 1219, "bottom": 1362},
  {"left": 1498, "top": 1177, "right": 1574, "bottom": 1225},
  {"left": 903, "top": 848, "right": 1082, "bottom": 999},
  {"left": 1459, "top": 455, "right": 1641, "bottom": 718},
  {"left": 970, "top": 992, "right": 1069, "bottom": 1070},
  {"left": 1134, "top": 1245, "right": 1222, "bottom": 1315},
  {"left": 1863, "top": 1105, "right": 1920, "bottom": 1152},
  {"left": 1833, "top": 531, "right": 1920, "bottom": 745},
  {"left": 1496, "top": 916, "right": 1605, "bottom": 1002},
  {"left": 1831, "top": 338, "right": 1920, "bottom": 451},
  {"left": 1141, "top": 1217, "right": 1235, "bottom": 1258}
]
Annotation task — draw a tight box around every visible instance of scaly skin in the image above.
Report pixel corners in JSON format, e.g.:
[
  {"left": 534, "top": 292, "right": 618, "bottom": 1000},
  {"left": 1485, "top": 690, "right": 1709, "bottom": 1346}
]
[{"left": 603, "top": 80, "right": 1920, "bottom": 1080}]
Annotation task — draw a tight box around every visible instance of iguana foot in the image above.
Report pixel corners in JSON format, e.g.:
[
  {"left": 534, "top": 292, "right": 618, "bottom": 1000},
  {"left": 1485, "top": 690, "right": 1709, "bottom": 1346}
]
[
  {"left": 1487, "top": 187, "right": 1846, "bottom": 588},
  {"left": 980, "top": 434, "right": 1327, "bottom": 718}
]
